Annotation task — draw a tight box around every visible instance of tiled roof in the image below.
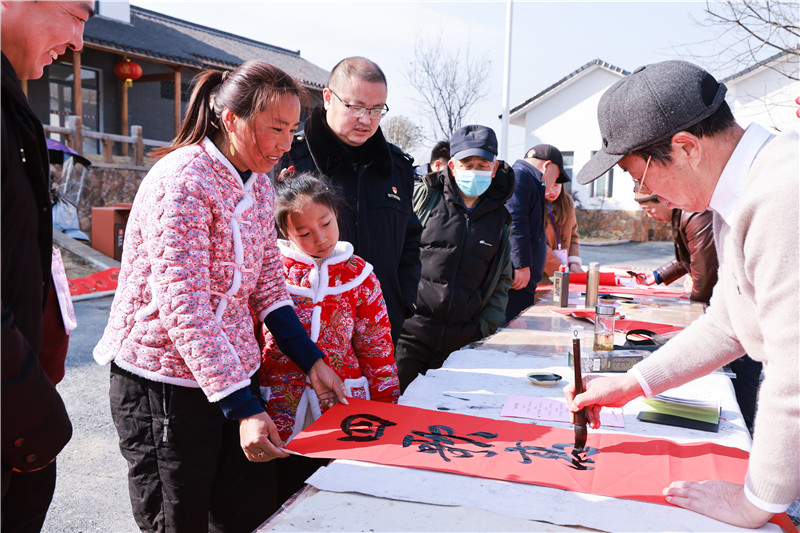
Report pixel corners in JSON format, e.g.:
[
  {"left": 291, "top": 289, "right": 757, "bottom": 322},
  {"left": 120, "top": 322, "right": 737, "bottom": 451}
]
[
  {"left": 84, "top": 5, "right": 329, "bottom": 88},
  {"left": 509, "top": 59, "right": 629, "bottom": 116},
  {"left": 721, "top": 48, "right": 797, "bottom": 83}
]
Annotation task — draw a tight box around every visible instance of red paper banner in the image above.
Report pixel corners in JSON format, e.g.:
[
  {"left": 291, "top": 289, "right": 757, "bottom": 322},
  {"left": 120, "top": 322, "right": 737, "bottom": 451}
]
[
  {"left": 287, "top": 398, "right": 748, "bottom": 506},
  {"left": 536, "top": 283, "right": 687, "bottom": 298},
  {"left": 550, "top": 309, "right": 685, "bottom": 335}
]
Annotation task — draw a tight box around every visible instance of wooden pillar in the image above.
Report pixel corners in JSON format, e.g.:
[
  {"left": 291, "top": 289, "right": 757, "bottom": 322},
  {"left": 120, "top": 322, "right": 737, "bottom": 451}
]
[
  {"left": 132, "top": 125, "right": 144, "bottom": 166},
  {"left": 173, "top": 68, "right": 182, "bottom": 136},
  {"left": 121, "top": 80, "right": 128, "bottom": 138},
  {"left": 67, "top": 115, "right": 84, "bottom": 155},
  {"left": 72, "top": 51, "right": 82, "bottom": 121}
]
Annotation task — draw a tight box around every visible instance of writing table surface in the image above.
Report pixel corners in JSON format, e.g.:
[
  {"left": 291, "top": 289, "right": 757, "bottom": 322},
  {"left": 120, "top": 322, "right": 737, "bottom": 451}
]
[{"left": 257, "top": 293, "right": 776, "bottom": 532}]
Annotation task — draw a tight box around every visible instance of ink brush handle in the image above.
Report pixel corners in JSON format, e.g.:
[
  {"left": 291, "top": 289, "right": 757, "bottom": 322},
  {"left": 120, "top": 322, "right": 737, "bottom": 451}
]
[
  {"left": 572, "top": 337, "right": 588, "bottom": 451},
  {"left": 573, "top": 337, "right": 584, "bottom": 396}
]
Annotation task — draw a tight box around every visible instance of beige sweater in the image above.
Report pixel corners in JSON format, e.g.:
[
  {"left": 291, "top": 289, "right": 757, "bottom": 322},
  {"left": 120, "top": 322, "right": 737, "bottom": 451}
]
[{"left": 632, "top": 130, "right": 799, "bottom": 510}]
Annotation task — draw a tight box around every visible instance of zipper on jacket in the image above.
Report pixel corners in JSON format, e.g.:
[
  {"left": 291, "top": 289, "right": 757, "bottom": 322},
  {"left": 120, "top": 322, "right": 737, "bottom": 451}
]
[
  {"left": 353, "top": 161, "right": 372, "bottom": 241},
  {"left": 161, "top": 382, "right": 173, "bottom": 443},
  {"left": 436, "top": 215, "right": 471, "bottom": 350}
]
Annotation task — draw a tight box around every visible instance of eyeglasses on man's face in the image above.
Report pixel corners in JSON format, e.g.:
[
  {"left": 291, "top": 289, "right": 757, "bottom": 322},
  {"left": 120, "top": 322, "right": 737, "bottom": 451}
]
[
  {"left": 329, "top": 89, "right": 389, "bottom": 119},
  {"left": 632, "top": 155, "right": 652, "bottom": 194}
]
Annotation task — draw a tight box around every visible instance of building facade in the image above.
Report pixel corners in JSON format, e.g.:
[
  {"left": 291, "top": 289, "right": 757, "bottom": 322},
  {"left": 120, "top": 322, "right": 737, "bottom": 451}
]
[{"left": 25, "top": 0, "right": 329, "bottom": 158}]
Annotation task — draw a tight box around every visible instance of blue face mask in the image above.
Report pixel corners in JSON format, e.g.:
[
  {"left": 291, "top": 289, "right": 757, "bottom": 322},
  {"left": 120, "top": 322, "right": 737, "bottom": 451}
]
[{"left": 455, "top": 169, "right": 493, "bottom": 197}]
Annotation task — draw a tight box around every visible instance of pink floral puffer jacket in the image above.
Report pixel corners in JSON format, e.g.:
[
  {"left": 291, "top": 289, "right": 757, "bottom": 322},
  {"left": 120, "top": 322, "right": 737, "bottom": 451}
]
[{"left": 94, "top": 138, "right": 292, "bottom": 401}]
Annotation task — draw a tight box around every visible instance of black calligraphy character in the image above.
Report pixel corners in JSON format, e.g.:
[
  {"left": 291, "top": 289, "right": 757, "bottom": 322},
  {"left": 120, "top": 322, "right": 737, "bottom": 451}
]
[
  {"left": 505, "top": 441, "right": 599, "bottom": 470},
  {"left": 338, "top": 414, "right": 397, "bottom": 442},
  {"left": 402, "top": 425, "right": 498, "bottom": 462}
]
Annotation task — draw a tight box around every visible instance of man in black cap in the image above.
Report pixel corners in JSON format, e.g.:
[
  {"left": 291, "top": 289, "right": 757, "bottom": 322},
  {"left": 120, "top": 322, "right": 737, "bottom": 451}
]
[
  {"left": 566, "top": 60, "right": 798, "bottom": 528},
  {"left": 504, "top": 144, "right": 571, "bottom": 323},
  {"left": 396, "top": 124, "right": 514, "bottom": 392}
]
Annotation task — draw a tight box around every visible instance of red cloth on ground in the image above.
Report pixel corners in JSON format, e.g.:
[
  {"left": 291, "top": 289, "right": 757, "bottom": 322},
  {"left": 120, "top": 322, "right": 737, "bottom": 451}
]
[{"left": 68, "top": 268, "right": 120, "bottom": 295}]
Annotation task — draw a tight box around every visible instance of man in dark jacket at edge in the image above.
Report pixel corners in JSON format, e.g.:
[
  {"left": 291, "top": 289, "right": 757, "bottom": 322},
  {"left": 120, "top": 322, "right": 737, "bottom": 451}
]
[
  {"left": 634, "top": 192, "right": 762, "bottom": 432},
  {"left": 2, "top": 2, "right": 94, "bottom": 531},
  {"left": 396, "top": 125, "right": 514, "bottom": 392},
  {"left": 634, "top": 192, "right": 719, "bottom": 304},
  {"left": 504, "top": 145, "right": 568, "bottom": 323},
  {"left": 273, "top": 56, "right": 421, "bottom": 344}
]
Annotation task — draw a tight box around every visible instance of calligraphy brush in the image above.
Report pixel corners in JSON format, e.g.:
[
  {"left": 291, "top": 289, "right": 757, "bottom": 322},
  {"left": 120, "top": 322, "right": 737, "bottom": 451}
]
[{"left": 572, "top": 335, "right": 587, "bottom": 456}]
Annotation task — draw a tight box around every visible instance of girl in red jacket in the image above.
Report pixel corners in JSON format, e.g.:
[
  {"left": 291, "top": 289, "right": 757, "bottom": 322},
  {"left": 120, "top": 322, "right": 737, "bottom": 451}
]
[{"left": 259, "top": 170, "right": 399, "bottom": 502}]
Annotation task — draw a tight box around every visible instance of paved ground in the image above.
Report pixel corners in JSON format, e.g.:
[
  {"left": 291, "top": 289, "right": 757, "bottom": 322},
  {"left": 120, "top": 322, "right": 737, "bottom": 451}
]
[{"left": 45, "top": 239, "right": 797, "bottom": 531}]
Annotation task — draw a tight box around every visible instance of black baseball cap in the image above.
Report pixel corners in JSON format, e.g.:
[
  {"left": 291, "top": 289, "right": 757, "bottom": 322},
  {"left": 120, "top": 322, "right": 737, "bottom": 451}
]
[
  {"left": 525, "top": 144, "right": 570, "bottom": 183},
  {"left": 450, "top": 125, "right": 498, "bottom": 161},
  {"left": 576, "top": 60, "right": 727, "bottom": 185}
]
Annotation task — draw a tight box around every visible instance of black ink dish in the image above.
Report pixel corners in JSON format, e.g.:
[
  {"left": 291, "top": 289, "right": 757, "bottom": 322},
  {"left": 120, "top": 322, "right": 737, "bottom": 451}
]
[{"left": 527, "top": 373, "right": 562, "bottom": 387}]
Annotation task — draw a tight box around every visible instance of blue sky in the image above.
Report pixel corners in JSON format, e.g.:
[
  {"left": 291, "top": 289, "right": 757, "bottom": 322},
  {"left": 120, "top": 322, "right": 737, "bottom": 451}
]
[{"left": 130, "top": 1, "right": 743, "bottom": 162}]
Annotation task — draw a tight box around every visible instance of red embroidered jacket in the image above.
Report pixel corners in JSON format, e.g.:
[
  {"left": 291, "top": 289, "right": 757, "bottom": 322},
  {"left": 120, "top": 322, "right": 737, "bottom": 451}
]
[{"left": 258, "top": 240, "right": 399, "bottom": 441}]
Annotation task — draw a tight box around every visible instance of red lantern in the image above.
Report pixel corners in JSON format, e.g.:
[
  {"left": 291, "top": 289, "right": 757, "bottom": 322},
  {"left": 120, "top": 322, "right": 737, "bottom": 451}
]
[{"left": 114, "top": 58, "right": 143, "bottom": 88}]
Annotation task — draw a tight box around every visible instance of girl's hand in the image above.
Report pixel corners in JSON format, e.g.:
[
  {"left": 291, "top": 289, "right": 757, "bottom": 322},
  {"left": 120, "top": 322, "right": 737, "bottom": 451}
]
[
  {"left": 308, "top": 359, "right": 348, "bottom": 410},
  {"left": 239, "top": 411, "right": 289, "bottom": 462}
]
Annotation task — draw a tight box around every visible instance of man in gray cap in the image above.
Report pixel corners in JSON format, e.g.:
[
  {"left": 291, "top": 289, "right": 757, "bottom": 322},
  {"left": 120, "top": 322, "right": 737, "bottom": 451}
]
[{"left": 567, "top": 60, "right": 798, "bottom": 528}]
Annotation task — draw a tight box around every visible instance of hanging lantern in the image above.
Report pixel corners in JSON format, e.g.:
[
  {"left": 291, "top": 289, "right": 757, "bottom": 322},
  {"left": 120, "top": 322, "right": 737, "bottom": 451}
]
[{"left": 114, "top": 58, "right": 143, "bottom": 88}]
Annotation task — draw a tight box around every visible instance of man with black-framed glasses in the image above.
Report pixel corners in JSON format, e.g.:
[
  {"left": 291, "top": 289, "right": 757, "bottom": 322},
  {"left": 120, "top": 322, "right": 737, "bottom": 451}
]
[{"left": 273, "top": 55, "right": 421, "bottom": 346}]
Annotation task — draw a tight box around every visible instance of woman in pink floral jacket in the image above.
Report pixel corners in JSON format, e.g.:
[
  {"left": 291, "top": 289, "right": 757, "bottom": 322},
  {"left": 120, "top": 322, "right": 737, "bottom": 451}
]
[
  {"left": 259, "top": 171, "right": 400, "bottom": 503},
  {"left": 93, "top": 62, "right": 344, "bottom": 532}
]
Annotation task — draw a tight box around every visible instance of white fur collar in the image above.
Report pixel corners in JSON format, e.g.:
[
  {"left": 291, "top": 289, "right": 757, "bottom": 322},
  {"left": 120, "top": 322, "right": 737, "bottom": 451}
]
[{"left": 277, "top": 240, "right": 354, "bottom": 266}]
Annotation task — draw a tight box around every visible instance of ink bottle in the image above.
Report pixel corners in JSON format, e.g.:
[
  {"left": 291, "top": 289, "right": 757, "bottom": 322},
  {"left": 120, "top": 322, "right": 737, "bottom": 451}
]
[
  {"left": 585, "top": 262, "right": 600, "bottom": 308},
  {"left": 593, "top": 304, "right": 615, "bottom": 351}
]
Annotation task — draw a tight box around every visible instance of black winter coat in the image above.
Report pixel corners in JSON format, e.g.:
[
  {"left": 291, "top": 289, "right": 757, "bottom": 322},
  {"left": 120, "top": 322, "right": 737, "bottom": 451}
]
[
  {"left": 1, "top": 53, "right": 72, "bottom": 479},
  {"left": 274, "top": 107, "right": 421, "bottom": 343},
  {"left": 403, "top": 162, "right": 515, "bottom": 353}
]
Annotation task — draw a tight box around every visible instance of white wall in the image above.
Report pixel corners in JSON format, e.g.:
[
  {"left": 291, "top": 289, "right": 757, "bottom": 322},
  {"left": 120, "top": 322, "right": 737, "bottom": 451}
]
[
  {"left": 97, "top": 0, "right": 131, "bottom": 23},
  {"left": 727, "top": 54, "right": 800, "bottom": 135}
]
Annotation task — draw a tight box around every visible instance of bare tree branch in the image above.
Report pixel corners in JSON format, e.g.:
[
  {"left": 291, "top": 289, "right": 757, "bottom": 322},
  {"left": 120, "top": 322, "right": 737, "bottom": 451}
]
[
  {"left": 382, "top": 115, "right": 423, "bottom": 153},
  {"left": 701, "top": 0, "right": 799, "bottom": 80},
  {"left": 404, "top": 33, "right": 491, "bottom": 141}
]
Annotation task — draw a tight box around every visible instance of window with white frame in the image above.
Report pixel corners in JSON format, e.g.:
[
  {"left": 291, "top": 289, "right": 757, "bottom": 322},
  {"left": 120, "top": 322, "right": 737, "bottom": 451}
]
[
  {"left": 561, "top": 151, "right": 574, "bottom": 194},
  {"left": 590, "top": 150, "right": 613, "bottom": 198}
]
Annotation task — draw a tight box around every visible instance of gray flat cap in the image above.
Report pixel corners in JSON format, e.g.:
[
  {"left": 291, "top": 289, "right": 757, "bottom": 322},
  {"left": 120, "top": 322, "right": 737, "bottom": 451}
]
[{"left": 576, "top": 60, "right": 727, "bottom": 185}]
